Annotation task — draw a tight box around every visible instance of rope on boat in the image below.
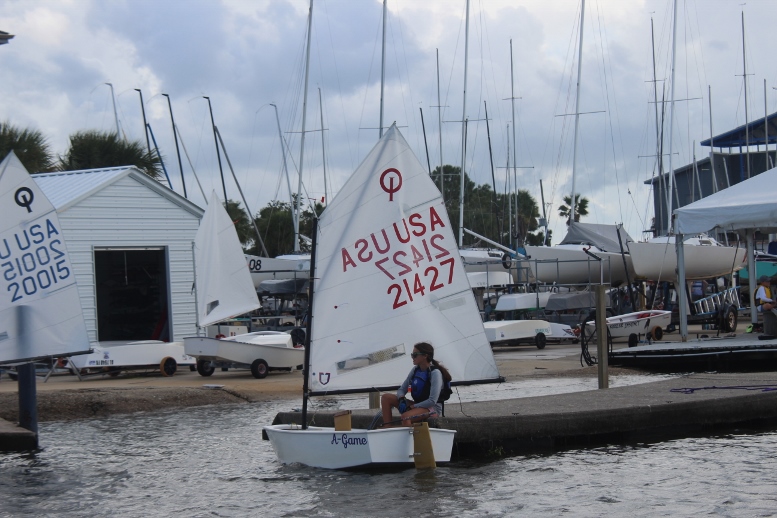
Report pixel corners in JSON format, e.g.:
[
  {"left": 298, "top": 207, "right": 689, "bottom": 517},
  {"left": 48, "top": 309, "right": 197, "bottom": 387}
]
[{"left": 670, "top": 384, "right": 777, "bottom": 394}]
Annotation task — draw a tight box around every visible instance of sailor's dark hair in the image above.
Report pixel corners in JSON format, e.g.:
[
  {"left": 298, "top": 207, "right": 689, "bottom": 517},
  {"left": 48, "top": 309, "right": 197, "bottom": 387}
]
[{"left": 413, "top": 342, "right": 452, "bottom": 382}]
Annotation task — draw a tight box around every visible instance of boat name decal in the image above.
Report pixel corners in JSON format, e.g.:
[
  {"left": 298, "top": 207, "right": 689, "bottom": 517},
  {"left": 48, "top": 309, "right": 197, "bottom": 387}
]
[
  {"left": 339, "top": 206, "right": 458, "bottom": 310},
  {"left": 1, "top": 218, "right": 72, "bottom": 303},
  {"left": 609, "top": 321, "right": 641, "bottom": 329},
  {"left": 88, "top": 359, "right": 114, "bottom": 366},
  {"left": 331, "top": 433, "right": 368, "bottom": 449}
]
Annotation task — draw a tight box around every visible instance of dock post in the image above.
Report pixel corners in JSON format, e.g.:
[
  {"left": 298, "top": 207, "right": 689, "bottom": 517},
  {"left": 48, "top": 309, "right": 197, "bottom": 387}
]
[
  {"left": 17, "top": 362, "right": 39, "bottom": 443},
  {"left": 596, "top": 285, "right": 609, "bottom": 389}
]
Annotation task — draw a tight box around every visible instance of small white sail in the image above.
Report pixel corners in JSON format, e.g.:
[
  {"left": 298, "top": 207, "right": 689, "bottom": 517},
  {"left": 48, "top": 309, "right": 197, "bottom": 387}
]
[
  {"left": 0, "top": 152, "right": 90, "bottom": 363},
  {"left": 195, "top": 191, "right": 260, "bottom": 328},
  {"left": 309, "top": 125, "right": 500, "bottom": 393}
]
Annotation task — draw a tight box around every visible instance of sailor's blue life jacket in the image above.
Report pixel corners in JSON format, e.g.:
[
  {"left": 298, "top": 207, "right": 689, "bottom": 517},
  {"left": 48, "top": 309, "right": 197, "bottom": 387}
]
[{"left": 409, "top": 365, "right": 452, "bottom": 403}]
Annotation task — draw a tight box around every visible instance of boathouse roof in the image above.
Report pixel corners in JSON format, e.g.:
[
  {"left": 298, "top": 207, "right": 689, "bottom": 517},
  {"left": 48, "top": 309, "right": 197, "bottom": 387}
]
[{"left": 700, "top": 111, "right": 777, "bottom": 148}]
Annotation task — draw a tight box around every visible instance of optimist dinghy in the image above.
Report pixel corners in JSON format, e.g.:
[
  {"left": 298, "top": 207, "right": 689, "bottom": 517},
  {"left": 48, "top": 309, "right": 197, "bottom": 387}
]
[
  {"left": 263, "top": 125, "right": 502, "bottom": 469},
  {"left": 585, "top": 310, "right": 672, "bottom": 346},
  {"left": 184, "top": 191, "right": 303, "bottom": 378}
]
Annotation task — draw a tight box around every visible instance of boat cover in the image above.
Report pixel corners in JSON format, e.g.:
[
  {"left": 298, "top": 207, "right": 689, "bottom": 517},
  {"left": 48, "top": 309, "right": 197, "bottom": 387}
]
[
  {"left": 257, "top": 278, "right": 309, "bottom": 297},
  {"left": 559, "top": 222, "right": 634, "bottom": 253}
]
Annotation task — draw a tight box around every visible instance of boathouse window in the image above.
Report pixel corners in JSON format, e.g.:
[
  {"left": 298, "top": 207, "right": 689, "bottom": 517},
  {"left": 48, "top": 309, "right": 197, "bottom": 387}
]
[{"left": 94, "top": 248, "right": 171, "bottom": 342}]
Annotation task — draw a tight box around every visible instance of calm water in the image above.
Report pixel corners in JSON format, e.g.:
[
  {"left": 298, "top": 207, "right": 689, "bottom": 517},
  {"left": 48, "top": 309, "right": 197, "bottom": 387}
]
[{"left": 1, "top": 377, "right": 776, "bottom": 517}]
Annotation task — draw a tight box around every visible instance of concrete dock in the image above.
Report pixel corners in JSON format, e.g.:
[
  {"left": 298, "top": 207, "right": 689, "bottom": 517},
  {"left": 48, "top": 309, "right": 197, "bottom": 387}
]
[
  {"left": 0, "top": 417, "right": 36, "bottom": 451},
  {"left": 270, "top": 371, "right": 777, "bottom": 454}
]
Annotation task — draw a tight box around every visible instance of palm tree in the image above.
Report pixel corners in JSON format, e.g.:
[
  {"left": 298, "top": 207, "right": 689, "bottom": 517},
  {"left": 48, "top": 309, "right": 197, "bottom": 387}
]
[
  {"left": 557, "top": 194, "right": 589, "bottom": 224},
  {"left": 58, "top": 130, "right": 162, "bottom": 180},
  {"left": 0, "top": 121, "right": 54, "bottom": 172}
]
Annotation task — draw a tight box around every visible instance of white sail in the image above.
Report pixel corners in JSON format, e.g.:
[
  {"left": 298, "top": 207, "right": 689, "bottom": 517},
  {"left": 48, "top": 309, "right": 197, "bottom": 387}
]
[
  {"left": 195, "top": 191, "right": 260, "bottom": 327},
  {"left": 0, "top": 152, "right": 90, "bottom": 363},
  {"left": 309, "top": 125, "right": 500, "bottom": 393}
]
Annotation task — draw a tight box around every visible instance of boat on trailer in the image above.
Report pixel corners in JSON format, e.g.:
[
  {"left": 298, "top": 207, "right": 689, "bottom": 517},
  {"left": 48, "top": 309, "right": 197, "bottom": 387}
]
[
  {"left": 184, "top": 191, "right": 304, "bottom": 378},
  {"left": 584, "top": 310, "right": 672, "bottom": 346},
  {"left": 627, "top": 236, "right": 746, "bottom": 282},
  {"left": 263, "top": 125, "right": 502, "bottom": 469}
]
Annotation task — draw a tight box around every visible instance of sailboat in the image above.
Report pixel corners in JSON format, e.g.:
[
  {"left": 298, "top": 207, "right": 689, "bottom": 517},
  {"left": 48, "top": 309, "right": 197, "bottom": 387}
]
[
  {"left": 263, "top": 125, "right": 501, "bottom": 469},
  {"left": 184, "top": 191, "right": 304, "bottom": 378},
  {"left": 625, "top": 0, "right": 746, "bottom": 284},
  {"left": 0, "top": 152, "right": 92, "bottom": 364}
]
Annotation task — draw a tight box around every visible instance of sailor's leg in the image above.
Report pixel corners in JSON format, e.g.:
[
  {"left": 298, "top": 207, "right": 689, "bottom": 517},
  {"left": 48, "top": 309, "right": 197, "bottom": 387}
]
[{"left": 380, "top": 393, "right": 399, "bottom": 427}]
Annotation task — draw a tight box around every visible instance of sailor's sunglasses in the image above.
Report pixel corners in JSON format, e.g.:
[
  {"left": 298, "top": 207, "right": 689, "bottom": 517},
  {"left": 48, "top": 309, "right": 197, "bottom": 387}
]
[{"left": 410, "top": 352, "right": 424, "bottom": 358}]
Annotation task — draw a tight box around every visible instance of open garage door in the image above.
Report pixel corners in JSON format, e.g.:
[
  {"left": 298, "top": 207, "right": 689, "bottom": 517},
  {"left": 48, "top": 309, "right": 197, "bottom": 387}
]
[{"left": 94, "top": 248, "right": 170, "bottom": 342}]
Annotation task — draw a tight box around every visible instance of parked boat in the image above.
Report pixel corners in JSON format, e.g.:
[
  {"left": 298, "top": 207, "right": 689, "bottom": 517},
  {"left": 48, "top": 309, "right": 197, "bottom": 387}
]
[
  {"left": 68, "top": 340, "right": 194, "bottom": 376},
  {"left": 584, "top": 310, "right": 672, "bottom": 347},
  {"left": 523, "top": 223, "right": 636, "bottom": 286},
  {"left": 484, "top": 319, "right": 553, "bottom": 349},
  {"left": 627, "top": 236, "right": 745, "bottom": 282},
  {"left": 263, "top": 125, "right": 502, "bottom": 469},
  {"left": 184, "top": 191, "right": 303, "bottom": 378}
]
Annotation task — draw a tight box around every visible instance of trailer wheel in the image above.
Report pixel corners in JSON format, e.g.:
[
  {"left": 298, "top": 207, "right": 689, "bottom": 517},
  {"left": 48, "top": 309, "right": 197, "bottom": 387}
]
[
  {"left": 535, "top": 332, "right": 547, "bottom": 349},
  {"left": 628, "top": 333, "right": 639, "bottom": 348},
  {"left": 251, "top": 359, "right": 269, "bottom": 379},
  {"left": 651, "top": 326, "right": 663, "bottom": 341},
  {"left": 160, "top": 357, "right": 177, "bottom": 377},
  {"left": 196, "top": 360, "right": 215, "bottom": 377},
  {"left": 722, "top": 305, "right": 738, "bottom": 332}
]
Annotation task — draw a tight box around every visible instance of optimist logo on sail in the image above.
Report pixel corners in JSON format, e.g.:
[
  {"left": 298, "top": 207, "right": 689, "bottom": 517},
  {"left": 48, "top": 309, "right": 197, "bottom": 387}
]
[{"left": 379, "top": 168, "right": 402, "bottom": 201}]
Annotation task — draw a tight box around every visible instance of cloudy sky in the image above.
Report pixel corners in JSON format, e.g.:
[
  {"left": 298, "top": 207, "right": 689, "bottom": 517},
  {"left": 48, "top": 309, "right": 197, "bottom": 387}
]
[{"left": 2, "top": 0, "right": 776, "bottom": 245}]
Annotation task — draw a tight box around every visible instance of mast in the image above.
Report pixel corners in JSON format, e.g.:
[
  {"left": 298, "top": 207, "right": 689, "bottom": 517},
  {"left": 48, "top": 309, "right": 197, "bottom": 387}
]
[
  {"left": 379, "top": 0, "right": 387, "bottom": 139},
  {"left": 105, "top": 82, "right": 121, "bottom": 137},
  {"left": 162, "top": 93, "right": 187, "bottom": 198},
  {"left": 436, "top": 49, "right": 444, "bottom": 202},
  {"left": 458, "top": 0, "right": 470, "bottom": 247},
  {"left": 203, "top": 96, "right": 228, "bottom": 202},
  {"left": 318, "top": 88, "right": 328, "bottom": 204},
  {"left": 509, "top": 39, "right": 519, "bottom": 245},
  {"left": 484, "top": 101, "right": 498, "bottom": 240},
  {"left": 666, "top": 0, "right": 678, "bottom": 232},
  {"left": 296, "top": 0, "right": 314, "bottom": 252},
  {"left": 506, "top": 124, "right": 512, "bottom": 241},
  {"left": 650, "top": 17, "right": 667, "bottom": 233},
  {"left": 766, "top": 79, "right": 772, "bottom": 169},
  {"left": 134, "top": 89, "right": 151, "bottom": 153},
  {"left": 540, "top": 179, "right": 549, "bottom": 245},
  {"left": 708, "top": 86, "right": 718, "bottom": 193},
  {"left": 741, "top": 11, "right": 750, "bottom": 179},
  {"left": 300, "top": 217, "right": 318, "bottom": 430},
  {"left": 271, "top": 103, "right": 295, "bottom": 210},
  {"left": 570, "top": 0, "right": 586, "bottom": 222}
]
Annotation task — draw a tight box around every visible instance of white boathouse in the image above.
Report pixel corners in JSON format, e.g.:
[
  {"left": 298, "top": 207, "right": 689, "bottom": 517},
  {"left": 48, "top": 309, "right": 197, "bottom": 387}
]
[{"left": 32, "top": 166, "right": 203, "bottom": 344}]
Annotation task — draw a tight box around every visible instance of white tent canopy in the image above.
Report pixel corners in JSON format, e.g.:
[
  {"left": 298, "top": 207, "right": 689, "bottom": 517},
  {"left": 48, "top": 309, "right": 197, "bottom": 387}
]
[
  {"left": 674, "top": 166, "right": 777, "bottom": 234},
  {"left": 672, "top": 165, "right": 777, "bottom": 338}
]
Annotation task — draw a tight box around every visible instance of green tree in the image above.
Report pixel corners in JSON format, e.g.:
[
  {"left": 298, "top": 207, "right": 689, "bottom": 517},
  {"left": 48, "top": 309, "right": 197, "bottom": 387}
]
[
  {"left": 252, "top": 200, "right": 294, "bottom": 257},
  {"left": 224, "top": 199, "right": 253, "bottom": 247},
  {"left": 58, "top": 130, "right": 162, "bottom": 180},
  {"left": 557, "top": 194, "right": 589, "bottom": 224},
  {"left": 0, "top": 121, "right": 54, "bottom": 172}
]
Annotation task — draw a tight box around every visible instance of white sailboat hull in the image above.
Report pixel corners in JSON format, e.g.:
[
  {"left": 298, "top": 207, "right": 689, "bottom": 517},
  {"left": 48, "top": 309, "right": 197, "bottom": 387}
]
[
  {"left": 523, "top": 245, "right": 635, "bottom": 285},
  {"left": 483, "top": 320, "right": 552, "bottom": 345},
  {"left": 246, "top": 254, "right": 310, "bottom": 288},
  {"left": 69, "top": 341, "right": 195, "bottom": 370},
  {"left": 627, "top": 241, "right": 746, "bottom": 282},
  {"left": 263, "top": 424, "right": 456, "bottom": 469},
  {"left": 585, "top": 310, "right": 672, "bottom": 339},
  {"left": 494, "top": 292, "right": 552, "bottom": 312},
  {"left": 184, "top": 333, "right": 304, "bottom": 370}
]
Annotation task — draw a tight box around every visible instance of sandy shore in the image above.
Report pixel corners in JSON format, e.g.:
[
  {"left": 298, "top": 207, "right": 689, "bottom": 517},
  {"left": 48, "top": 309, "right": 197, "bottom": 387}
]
[{"left": 0, "top": 341, "right": 649, "bottom": 423}]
